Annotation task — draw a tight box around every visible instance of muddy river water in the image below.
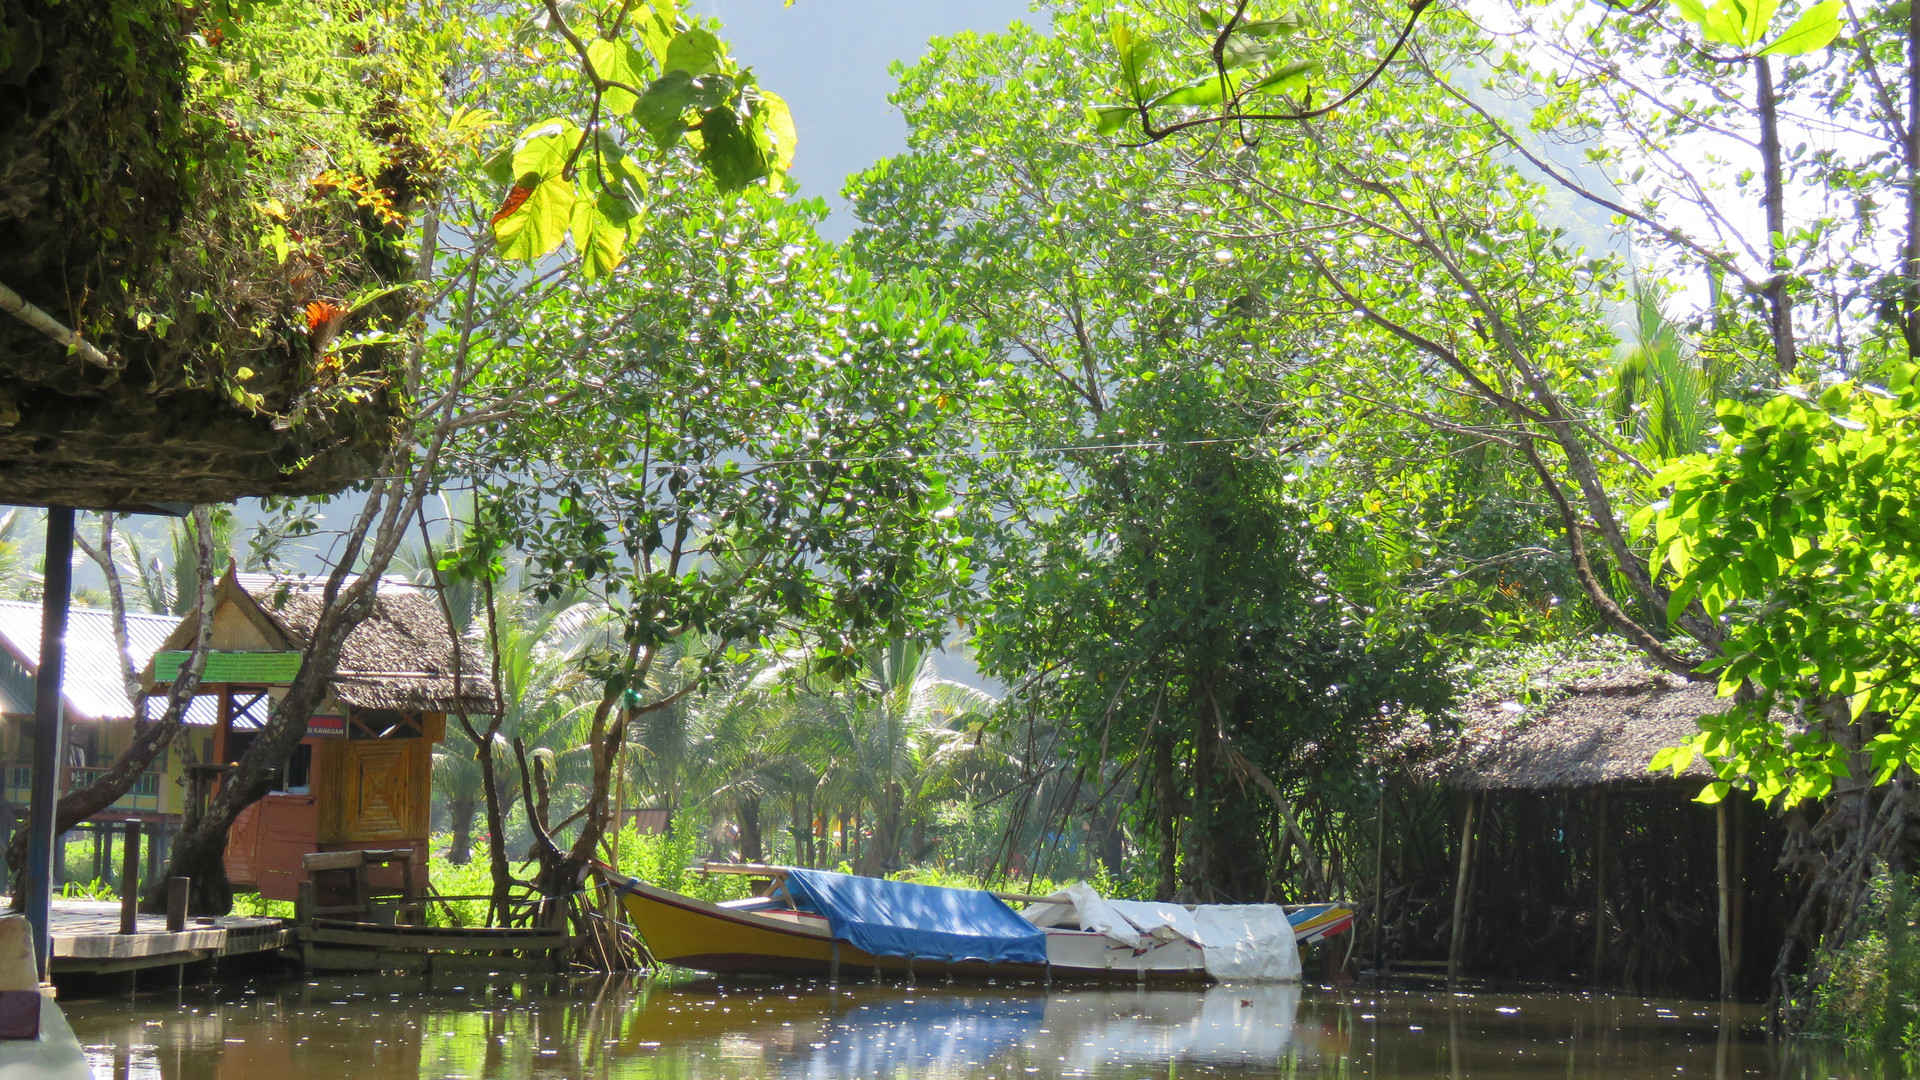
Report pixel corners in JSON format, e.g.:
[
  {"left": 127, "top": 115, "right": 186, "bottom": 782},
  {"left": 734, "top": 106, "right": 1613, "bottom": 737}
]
[{"left": 56, "top": 975, "right": 1902, "bottom": 1079}]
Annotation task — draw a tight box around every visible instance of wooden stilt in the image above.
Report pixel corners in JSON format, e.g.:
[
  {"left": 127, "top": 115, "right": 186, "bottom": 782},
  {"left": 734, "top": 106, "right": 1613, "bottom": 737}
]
[
  {"left": 1371, "top": 787, "right": 1388, "bottom": 973},
  {"left": 1716, "top": 799, "right": 1732, "bottom": 1000},
  {"left": 1731, "top": 793, "right": 1745, "bottom": 986},
  {"left": 1447, "top": 791, "right": 1479, "bottom": 982},
  {"left": 1594, "top": 791, "right": 1608, "bottom": 981}
]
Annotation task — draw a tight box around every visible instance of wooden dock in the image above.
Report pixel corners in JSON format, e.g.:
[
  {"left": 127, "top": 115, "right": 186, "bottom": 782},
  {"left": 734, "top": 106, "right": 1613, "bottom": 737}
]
[
  {"left": 47, "top": 899, "right": 289, "bottom": 977},
  {"left": 293, "top": 918, "right": 571, "bottom": 974}
]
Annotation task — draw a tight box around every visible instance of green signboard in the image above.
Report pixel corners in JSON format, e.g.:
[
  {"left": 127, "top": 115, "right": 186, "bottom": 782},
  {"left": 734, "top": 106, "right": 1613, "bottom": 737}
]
[{"left": 152, "top": 651, "right": 305, "bottom": 684}]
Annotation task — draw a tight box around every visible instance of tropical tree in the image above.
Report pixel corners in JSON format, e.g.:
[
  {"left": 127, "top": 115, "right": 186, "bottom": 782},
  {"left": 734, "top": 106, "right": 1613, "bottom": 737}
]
[
  {"left": 797, "top": 640, "right": 999, "bottom": 876},
  {"left": 428, "top": 586, "right": 607, "bottom": 864},
  {"left": 1068, "top": 0, "right": 1913, "bottom": 1001},
  {"left": 459, "top": 176, "right": 985, "bottom": 896},
  {"left": 849, "top": 17, "right": 1454, "bottom": 902}
]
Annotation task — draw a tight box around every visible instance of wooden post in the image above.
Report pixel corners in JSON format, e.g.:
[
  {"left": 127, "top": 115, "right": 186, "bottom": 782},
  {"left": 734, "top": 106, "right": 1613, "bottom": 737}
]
[
  {"left": 1594, "top": 792, "right": 1608, "bottom": 981},
  {"left": 1371, "top": 787, "right": 1388, "bottom": 973},
  {"left": 611, "top": 744, "right": 625, "bottom": 875},
  {"left": 1447, "top": 791, "right": 1479, "bottom": 982},
  {"left": 165, "top": 877, "right": 189, "bottom": 933},
  {"left": 25, "top": 505, "right": 75, "bottom": 981},
  {"left": 118, "top": 819, "right": 141, "bottom": 935},
  {"left": 1728, "top": 795, "right": 1743, "bottom": 999},
  {"left": 296, "top": 880, "right": 315, "bottom": 972}
]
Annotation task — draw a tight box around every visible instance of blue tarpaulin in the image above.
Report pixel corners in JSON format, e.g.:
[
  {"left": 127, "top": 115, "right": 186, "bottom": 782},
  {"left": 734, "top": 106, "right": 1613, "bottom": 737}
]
[{"left": 781, "top": 868, "right": 1049, "bottom": 965}]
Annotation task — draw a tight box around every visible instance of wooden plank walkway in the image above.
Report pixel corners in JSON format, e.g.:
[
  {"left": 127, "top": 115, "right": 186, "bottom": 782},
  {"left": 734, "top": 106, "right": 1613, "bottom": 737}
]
[{"left": 47, "top": 899, "right": 289, "bottom": 975}]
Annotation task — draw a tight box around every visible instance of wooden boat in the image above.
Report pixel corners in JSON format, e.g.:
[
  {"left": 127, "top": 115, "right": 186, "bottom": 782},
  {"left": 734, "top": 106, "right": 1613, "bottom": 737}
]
[{"left": 603, "top": 863, "right": 1350, "bottom": 983}]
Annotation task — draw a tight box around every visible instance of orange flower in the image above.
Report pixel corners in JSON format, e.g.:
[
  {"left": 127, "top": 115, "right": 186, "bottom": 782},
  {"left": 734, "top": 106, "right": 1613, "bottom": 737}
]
[{"left": 304, "top": 300, "right": 346, "bottom": 335}]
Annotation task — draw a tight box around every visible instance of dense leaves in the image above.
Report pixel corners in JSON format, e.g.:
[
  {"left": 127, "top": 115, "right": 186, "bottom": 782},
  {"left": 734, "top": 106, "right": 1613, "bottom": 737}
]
[
  {"left": 1648, "top": 369, "right": 1920, "bottom": 807},
  {"left": 851, "top": 19, "right": 1454, "bottom": 901},
  {"left": 485, "top": 0, "right": 795, "bottom": 277}
]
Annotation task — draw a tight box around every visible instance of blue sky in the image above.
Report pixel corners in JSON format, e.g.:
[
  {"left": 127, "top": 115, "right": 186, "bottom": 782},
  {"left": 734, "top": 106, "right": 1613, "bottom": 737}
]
[{"left": 697, "top": 0, "right": 1039, "bottom": 236}]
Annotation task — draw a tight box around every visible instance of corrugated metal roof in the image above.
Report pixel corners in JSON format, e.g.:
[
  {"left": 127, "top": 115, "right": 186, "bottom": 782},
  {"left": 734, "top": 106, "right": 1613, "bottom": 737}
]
[{"left": 0, "top": 601, "right": 217, "bottom": 724}]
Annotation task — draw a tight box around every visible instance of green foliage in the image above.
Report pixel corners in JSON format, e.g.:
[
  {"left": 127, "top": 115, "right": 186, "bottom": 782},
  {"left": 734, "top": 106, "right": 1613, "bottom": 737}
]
[
  {"left": 1646, "top": 370, "right": 1920, "bottom": 806},
  {"left": 57, "top": 878, "right": 116, "bottom": 902},
  {"left": 469, "top": 185, "right": 981, "bottom": 692},
  {"left": 1805, "top": 872, "right": 1920, "bottom": 1056},
  {"left": 851, "top": 16, "right": 1455, "bottom": 901},
  {"left": 1085, "top": 4, "right": 1324, "bottom": 136},
  {"left": 1673, "top": 0, "right": 1842, "bottom": 54},
  {"left": 485, "top": 0, "right": 795, "bottom": 277}
]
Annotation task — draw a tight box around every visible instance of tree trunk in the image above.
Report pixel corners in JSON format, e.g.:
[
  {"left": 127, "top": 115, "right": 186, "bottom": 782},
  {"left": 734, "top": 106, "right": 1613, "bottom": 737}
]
[
  {"left": 1152, "top": 733, "right": 1178, "bottom": 901},
  {"left": 1755, "top": 55, "right": 1797, "bottom": 374},
  {"left": 738, "top": 795, "right": 762, "bottom": 863},
  {"left": 855, "top": 783, "right": 903, "bottom": 876},
  {"left": 448, "top": 794, "right": 477, "bottom": 865},
  {"left": 11, "top": 506, "right": 217, "bottom": 906}
]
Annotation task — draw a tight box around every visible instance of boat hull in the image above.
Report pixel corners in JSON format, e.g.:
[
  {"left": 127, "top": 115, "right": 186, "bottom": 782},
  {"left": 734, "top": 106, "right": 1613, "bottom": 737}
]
[{"left": 615, "top": 878, "right": 1226, "bottom": 983}]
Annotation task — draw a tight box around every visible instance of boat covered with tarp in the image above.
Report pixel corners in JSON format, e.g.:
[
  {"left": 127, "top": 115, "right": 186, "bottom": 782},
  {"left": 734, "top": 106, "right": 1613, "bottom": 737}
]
[{"left": 602, "top": 863, "right": 1349, "bottom": 983}]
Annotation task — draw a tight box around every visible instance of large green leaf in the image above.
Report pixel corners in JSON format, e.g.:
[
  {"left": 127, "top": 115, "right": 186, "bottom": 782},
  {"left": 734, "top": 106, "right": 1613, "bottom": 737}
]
[
  {"left": 698, "top": 107, "right": 768, "bottom": 191},
  {"left": 495, "top": 171, "right": 577, "bottom": 261},
  {"left": 1674, "top": 0, "right": 1782, "bottom": 47},
  {"left": 587, "top": 37, "right": 653, "bottom": 115},
  {"left": 1759, "top": 0, "right": 1842, "bottom": 53},
  {"left": 1235, "top": 14, "right": 1307, "bottom": 37},
  {"left": 1149, "top": 72, "right": 1244, "bottom": 109},
  {"left": 633, "top": 70, "right": 732, "bottom": 149},
  {"left": 511, "top": 117, "right": 580, "bottom": 182},
  {"left": 570, "top": 188, "right": 632, "bottom": 278},
  {"left": 1086, "top": 104, "right": 1135, "bottom": 134},
  {"left": 1221, "top": 35, "right": 1285, "bottom": 69},
  {"left": 1245, "top": 60, "right": 1318, "bottom": 96},
  {"left": 664, "top": 27, "right": 724, "bottom": 75},
  {"left": 749, "top": 89, "right": 797, "bottom": 173},
  {"left": 1110, "top": 19, "right": 1156, "bottom": 99},
  {"left": 581, "top": 130, "right": 650, "bottom": 206}
]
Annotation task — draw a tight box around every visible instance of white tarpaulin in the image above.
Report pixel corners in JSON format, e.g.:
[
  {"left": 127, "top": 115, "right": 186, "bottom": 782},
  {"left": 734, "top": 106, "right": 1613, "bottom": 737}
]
[{"left": 1022, "top": 883, "right": 1302, "bottom": 981}]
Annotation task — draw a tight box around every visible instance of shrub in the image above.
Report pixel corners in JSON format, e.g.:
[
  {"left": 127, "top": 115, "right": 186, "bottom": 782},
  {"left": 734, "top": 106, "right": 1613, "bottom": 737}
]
[{"left": 1806, "top": 870, "right": 1920, "bottom": 1057}]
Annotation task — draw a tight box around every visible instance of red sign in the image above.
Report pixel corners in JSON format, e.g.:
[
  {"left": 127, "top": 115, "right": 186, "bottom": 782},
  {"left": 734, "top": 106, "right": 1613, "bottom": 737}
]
[{"left": 306, "top": 715, "right": 347, "bottom": 738}]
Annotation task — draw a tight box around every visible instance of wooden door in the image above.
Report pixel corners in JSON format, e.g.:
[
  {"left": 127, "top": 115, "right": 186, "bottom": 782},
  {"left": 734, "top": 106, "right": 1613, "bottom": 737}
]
[{"left": 318, "top": 739, "right": 428, "bottom": 845}]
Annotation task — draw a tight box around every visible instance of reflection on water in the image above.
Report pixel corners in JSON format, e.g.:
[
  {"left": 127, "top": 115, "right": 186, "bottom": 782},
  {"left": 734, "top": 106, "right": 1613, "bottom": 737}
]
[{"left": 57, "top": 973, "right": 1903, "bottom": 1079}]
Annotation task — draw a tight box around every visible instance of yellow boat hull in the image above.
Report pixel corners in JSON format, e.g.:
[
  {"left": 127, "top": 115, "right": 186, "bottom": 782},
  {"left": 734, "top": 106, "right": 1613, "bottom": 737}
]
[{"left": 615, "top": 878, "right": 1049, "bottom": 978}]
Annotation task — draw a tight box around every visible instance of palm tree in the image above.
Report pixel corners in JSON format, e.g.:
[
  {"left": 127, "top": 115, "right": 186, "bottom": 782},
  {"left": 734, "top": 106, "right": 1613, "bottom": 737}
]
[
  {"left": 430, "top": 586, "right": 605, "bottom": 863},
  {"left": 797, "top": 640, "right": 999, "bottom": 875},
  {"left": 1605, "top": 281, "right": 1742, "bottom": 462}
]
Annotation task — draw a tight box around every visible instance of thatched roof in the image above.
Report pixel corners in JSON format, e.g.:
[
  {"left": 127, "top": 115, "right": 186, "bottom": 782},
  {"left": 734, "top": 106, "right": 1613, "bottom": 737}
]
[
  {"left": 249, "top": 576, "right": 495, "bottom": 715},
  {"left": 150, "top": 570, "right": 496, "bottom": 715},
  {"left": 1400, "top": 660, "right": 1721, "bottom": 791}
]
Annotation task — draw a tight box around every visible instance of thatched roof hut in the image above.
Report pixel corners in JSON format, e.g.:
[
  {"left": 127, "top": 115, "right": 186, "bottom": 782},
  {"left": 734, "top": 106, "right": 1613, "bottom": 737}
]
[
  {"left": 1396, "top": 660, "right": 1720, "bottom": 791},
  {"left": 146, "top": 570, "right": 495, "bottom": 715},
  {"left": 142, "top": 569, "right": 493, "bottom": 901},
  {"left": 242, "top": 575, "right": 496, "bottom": 715},
  {"left": 1375, "top": 655, "right": 1785, "bottom": 999}
]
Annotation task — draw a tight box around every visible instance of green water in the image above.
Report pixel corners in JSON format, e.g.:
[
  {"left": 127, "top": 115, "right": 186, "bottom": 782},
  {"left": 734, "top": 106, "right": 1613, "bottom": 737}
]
[{"left": 57, "top": 975, "right": 1903, "bottom": 1079}]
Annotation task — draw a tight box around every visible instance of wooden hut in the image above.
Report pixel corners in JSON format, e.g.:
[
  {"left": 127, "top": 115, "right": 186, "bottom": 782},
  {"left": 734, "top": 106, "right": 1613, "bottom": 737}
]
[
  {"left": 1382, "top": 660, "right": 1788, "bottom": 998},
  {"left": 142, "top": 571, "right": 493, "bottom": 901}
]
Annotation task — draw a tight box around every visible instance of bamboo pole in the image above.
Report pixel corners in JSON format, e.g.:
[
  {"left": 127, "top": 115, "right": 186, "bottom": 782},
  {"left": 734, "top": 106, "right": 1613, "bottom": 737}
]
[
  {"left": 1594, "top": 791, "right": 1608, "bottom": 981},
  {"left": 1447, "top": 791, "right": 1478, "bottom": 982},
  {"left": 1728, "top": 795, "right": 1743, "bottom": 999}
]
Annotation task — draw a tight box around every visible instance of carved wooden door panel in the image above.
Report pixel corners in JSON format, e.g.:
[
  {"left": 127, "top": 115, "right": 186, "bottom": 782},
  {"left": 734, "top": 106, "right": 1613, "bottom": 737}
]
[{"left": 319, "top": 739, "right": 427, "bottom": 844}]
